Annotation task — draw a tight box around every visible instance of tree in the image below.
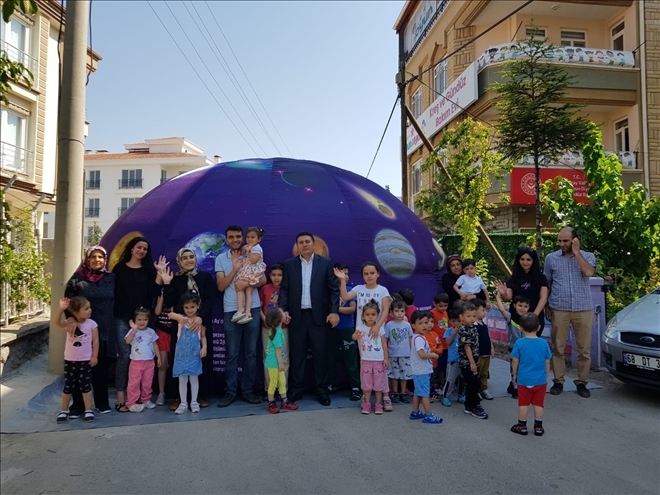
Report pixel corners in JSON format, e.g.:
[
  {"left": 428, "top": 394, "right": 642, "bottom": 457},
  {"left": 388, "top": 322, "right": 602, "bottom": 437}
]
[
  {"left": 86, "top": 222, "right": 103, "bottom": 246},
  {"left": 494, "top": 26, "right": 591, "bottom": 257},
  {"left": 1, "top": 0, "right": 38, "bottom": 105},
  {"left": 542, "top": 123, "right": 660, "bottom": 317},
  {"left": 414, "top": 118, "right": 512, "bottom": 258}
]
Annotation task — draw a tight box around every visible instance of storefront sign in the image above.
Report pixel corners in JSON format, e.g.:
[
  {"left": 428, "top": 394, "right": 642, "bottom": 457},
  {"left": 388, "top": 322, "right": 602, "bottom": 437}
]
[
  {"left": 510, "top": 168, "right": 589, "bottom": 205},
  {"left": 404, "top": 0, "right": 450, "bottom": 58},
  {"left": 406, "top": 61, "right": 478, "bottom": 155}
]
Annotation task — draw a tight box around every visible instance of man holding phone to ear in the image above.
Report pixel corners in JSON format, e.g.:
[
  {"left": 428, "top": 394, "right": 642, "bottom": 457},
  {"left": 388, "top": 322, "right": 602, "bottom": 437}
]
[{"left": 544, "top": 226, "right": 596, "bottom": 398}]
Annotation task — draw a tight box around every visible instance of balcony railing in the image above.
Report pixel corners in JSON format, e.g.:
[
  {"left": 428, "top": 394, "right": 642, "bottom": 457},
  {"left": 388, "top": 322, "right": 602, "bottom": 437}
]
[
  {"left": 0, "top": 141, "right": 35, "bottom": 179},
  {"left": 86, "top": 179, "right": 101, "bottom": 189},
  {"left": 477, "top": 43, "right": 635, "bottom": 73},
  {"left": 519, "top": 150, "right": 637, "bottom": 169},
  {"left": 0, "top": 39, "right": 38, "bottom": 78},
  {"left": 85, "top": 208, "right": 100, "bottom": 218},
  {"left": 118, "top": 207, "right": 128, "bottom": 217},
  {"left": 118, "top": 178, "right": 143, "bottom": 189}
]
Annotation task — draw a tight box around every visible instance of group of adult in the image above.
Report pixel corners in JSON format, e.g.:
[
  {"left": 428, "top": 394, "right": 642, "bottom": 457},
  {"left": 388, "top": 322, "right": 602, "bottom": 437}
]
[
  {"left": 63, "top": 224, "right": 596, "bottom": 415},
  {"left": 440, "top": 226, "right": 596, "bottom": 397},
  {"left": 64, "top": 227, "right": 341, "bottom": 415}
]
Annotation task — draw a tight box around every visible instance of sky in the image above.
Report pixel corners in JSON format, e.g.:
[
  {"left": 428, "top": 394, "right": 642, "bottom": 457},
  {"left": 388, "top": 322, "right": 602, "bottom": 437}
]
[{"left": 84, "top": 0, "right": 406, "bottom": 195}]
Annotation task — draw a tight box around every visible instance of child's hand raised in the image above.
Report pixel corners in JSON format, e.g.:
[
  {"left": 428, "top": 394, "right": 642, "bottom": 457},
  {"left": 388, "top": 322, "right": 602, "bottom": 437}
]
[
  {"left": 333, "top": 268, "right": 347, "bottom": 281},
  {"left": 59, "top": 298, "right": 70, "bottom": 310},
  {"left": 129, "top": 319, "right": 138, "bottom": 331}
]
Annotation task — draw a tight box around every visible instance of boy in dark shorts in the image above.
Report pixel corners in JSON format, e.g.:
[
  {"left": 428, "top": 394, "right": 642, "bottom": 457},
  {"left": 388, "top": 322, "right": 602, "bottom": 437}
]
[
  {"left": 458, "top": 302, "right": 488, "bottom": 419},
  {"left": 510, "top": 312, "right": 552, "bottom": 436}
]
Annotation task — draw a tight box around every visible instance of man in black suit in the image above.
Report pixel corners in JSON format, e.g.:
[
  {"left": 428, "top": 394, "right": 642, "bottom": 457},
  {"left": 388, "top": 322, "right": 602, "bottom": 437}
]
[{"left": 280, "top": 232, "right": 340, "bottom": 406}]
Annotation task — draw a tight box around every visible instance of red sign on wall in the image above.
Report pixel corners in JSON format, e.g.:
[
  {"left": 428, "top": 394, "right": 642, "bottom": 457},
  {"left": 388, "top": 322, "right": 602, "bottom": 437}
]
[{"left": 510, "top": 168, "right": 589, "bottom": 205}]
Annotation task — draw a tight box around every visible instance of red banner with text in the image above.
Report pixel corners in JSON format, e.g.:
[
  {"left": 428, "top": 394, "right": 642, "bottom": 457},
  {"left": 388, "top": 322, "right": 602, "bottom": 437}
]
[{"left": 510, "top": 168, "right": 589, "bottom": 205}]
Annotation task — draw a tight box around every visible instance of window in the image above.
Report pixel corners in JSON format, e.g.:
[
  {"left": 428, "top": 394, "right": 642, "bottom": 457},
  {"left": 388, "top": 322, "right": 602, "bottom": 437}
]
[
  {"left": 118, "top": 197, "right": 137, "bottom": 217},
  {"left": 560, "top": 30, "right": 587, "bottom": 47},
  {"left": 526, "top": 27, "right": 547, "bottom": 39},
  {"left": 85, "top": 198, "right": 99, "bottom": 218},
  {"left": 1, "top": 18, "right": 30, "bottom": 65},
  {"left": 0, "top": 108, "right": 30, "bottom": 174},
  {"left": 434, "top": 60, "right": 447, "bottom": 97},
  {"left": 412, "top": 88, "right": 422, "bottom": 119},
  {"left": 411, "top": 160, "right": 422, "bottom": 196},
  {"left": 615, "top": 119, "right": 629, "bottom": 151},
  {"left": 119, "top": 169, "right": 143, "bottom": 188},
  {"left": 612, "top": 22, "right": 624, "bottom": 51},
  {"left": 160, "top": 170, "right": 167, "bottom": 184},
  {"left": 86, "top": 170, "right": 100, "bottom": 189}
]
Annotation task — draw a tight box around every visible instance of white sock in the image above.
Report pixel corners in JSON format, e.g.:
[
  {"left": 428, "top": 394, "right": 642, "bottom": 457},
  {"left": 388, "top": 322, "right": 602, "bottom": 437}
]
[
  {"left": 190, "top": 375, "right": 199, "bottom": 404},
  {"left": 178, "top": 376, "right": 189, "bottom": 405}
]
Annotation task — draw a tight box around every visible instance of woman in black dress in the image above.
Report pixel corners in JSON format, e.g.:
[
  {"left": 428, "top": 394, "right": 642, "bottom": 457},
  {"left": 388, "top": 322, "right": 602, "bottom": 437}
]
[
  {"left": 112, "top": 237, "right": 165, "bottom": 411},
  {"left": 494, "top": 247, "right": 549, "bottom": 335},
  {"left": 65, "top": 246, "right": 116, "bottom": 416},
  {"left": 161, "top": 247, "right": 216, "bottom": 409},
  {"left": 442, "top": 255, "right": 464, "bottom": 308}
]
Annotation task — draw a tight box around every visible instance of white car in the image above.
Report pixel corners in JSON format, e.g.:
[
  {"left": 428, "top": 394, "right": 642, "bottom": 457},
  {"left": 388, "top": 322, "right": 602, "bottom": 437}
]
[{"left": 603, "top": 287, "right": 660, "bottom": 389}]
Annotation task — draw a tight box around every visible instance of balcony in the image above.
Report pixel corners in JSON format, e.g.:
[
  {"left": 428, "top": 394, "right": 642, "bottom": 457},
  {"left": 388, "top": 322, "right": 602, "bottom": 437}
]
[
  {"left": 519, "top": 150, "right": 638, "bottom": 169},
  {"left": 0, "top": 39, "right": 38, "bottom": 80},
  {"left": 118, "top": 178, "right": 143, "bottom": 189},
  {"left": 85, "top": 208, "right": 100, "bottom": 218},
  {"left": 86, "top": 179, "right": 101, "bottom": 190},
  {"left": 0, "top": 141, "right": 34, "bottom": 179},
  {"left": 477, "top": 43, "right": 638, "bottom": 106}
]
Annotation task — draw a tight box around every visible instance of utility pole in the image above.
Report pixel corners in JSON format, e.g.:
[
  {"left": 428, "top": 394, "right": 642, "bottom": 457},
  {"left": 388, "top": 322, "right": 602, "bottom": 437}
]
[
  {"left": 48, "top": 0, "right": 90, "bottom": 374},
  {"left": 396, "top": 28, "right": 408, "bottom": 206}
]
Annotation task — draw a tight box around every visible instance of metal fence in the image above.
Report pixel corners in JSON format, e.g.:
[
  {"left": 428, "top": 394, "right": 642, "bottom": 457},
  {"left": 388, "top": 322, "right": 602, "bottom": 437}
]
[{"left": 1, "top": 282, "right": 48, "bottom": 326}]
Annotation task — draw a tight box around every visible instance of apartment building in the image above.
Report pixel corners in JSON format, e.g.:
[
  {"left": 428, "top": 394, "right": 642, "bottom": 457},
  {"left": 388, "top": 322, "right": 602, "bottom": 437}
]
[
  {"left": 1, "top": 0, "right": 101, "bottom": 239},
  {"left": 82, "top": 137, "right": 217, "bottom": 239},
  {"left": 394, "top": 0, "right": 657, "bottom": 232}
]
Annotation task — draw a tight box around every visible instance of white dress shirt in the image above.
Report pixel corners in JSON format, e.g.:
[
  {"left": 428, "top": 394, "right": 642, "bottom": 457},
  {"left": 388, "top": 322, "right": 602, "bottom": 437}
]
[{"left": 300, "top": 254, "right": 314, "bottom": 309}]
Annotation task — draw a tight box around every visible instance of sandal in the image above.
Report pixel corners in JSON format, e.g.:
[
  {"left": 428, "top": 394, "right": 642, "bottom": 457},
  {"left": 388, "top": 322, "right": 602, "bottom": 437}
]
[
  {"left": 534, "top": 424, "right": 545, "bottom": 436},
  {"left": 115, "top": 402, "right": 126, "bottom": 412},
  {"left": 84, "top": 410, "right": 95, "bottom": 423},
  {"left": 510, "top": 423, "right": 528, "bottom": 435},
  {"left": 56, "top": 411, "right": 68, "bottom": 424}
]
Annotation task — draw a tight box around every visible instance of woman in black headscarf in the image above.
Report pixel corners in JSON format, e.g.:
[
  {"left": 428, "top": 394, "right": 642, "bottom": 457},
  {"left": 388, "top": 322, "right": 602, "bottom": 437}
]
[
  {"left": 442, "top": 255, "right": 464, "bottom": 308},
  {"left": 65, "top": 246, "right": 116, "bottom": 416}
]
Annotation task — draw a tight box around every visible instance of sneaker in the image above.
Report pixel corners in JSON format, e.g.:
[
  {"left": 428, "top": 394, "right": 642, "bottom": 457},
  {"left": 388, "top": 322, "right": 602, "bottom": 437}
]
[
  {"left": 441, "top": 397, "right": 452, "bottom": 407},
  {"left": 230, "top": 312, "right": 245, "bottom": 322},
  {"left": 409, "top": 410, "right": 425, "bottom": 420},
  {"left": 242, "top": 392, "right": 261, "bottom": 405},
  {"left": 576, "top": 384, "right": 591, "bottom": 398},
  {"left": 56, "top": 411, "right": 68, "bottom": 424},
  {"left": 400, "top": 394, "right": 411, "bottom": 404},
  {"left": 383, "top": 396, "right": 393, "bottom": 412},
  {"left": 374, "top": 403, "right": 384, "bottom": 415},
  {"left": 267, "top": 401, "right": 280, "bottom": 414},
  {"left": 217, "top": 394, "right": 236, "bottom": 408},
  {"left": 169, "top": 399, "right": 181, "bottom": 411},
  {"left": 98, "top": 407, "right": 112, "bottom": 415},
  {"left": 175, "top": 402, "right": 188, "bottom": 415},
  {"left": 83, "top": 411, "right": 95, "bottom": 423},
  {"left": 471, "top": 407, "right": 488, "bottom": 419},
  {"left": 129, "top": 404, "right": 144, "bottom": 413},
  {"left": 422, "top": 413, "right": 443, "bottom": 424},
  {"left": 511, "top": 423, "right": 529, "bottom": 435},
  {"left": 431, "top": 393, "right": 443, "bottom": 402},
  {"left": 391, "top": 393, "right": 401, "bottom": 404},
  {"left": 190, "top": 401, "right": 200, "bottom": 413},
  {"left": 156, "top": 394, "right": 166, "bottom": 406},
  {"left": 349, "top": 389, "right": 362, "bottom": 401},
  {"left": 145, "top": 401, "right": 156, "bottom": 410},
  {"left": 280, "top": 399, "right": 299, "bottom": 411},
  {"left": 457, "top": 395, "right": 466, "bottom": 404},
  {"left": 238, "top": 314, "right": 253, "bottom": 324},
  {"left": 361, "top": 402, "right": 372, "bottom": 414},
  {"left": 550, "top": 382, "right": 563, "bottom": 395},
  {"left": 481, "top": 390, "right": 494, "bottom": 400}
]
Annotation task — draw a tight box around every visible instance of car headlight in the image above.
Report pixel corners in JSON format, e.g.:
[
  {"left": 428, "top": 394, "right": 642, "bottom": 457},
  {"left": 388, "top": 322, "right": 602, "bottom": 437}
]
[{"left": 605, "top": 316, "right": 619, "bottom": 339}]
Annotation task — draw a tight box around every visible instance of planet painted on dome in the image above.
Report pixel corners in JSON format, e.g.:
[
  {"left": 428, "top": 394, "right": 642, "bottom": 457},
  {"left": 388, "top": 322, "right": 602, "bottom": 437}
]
[
  {"left": 352, "top": 185, "right": 396, "bottom": 220},
  {"left": 185, "top": 232, "right": 228, "bottom": 273},
  {"left": 292, "top": 235, "right": 329, "bottom": 257},
  {"left": 374, "top": 229, "right": 416, "bottom": 279}
]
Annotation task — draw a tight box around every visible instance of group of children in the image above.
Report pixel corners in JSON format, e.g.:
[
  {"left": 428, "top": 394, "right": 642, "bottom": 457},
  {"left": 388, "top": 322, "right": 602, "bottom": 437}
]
[{"left": 54, "top": 245, "right": 552, "bottom": 435}]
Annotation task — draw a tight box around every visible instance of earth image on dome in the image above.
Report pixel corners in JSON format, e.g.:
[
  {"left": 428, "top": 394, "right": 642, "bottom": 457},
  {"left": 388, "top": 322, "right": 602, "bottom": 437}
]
[{"left": 185, "top": 232, "right": 228, "bottom": 273}]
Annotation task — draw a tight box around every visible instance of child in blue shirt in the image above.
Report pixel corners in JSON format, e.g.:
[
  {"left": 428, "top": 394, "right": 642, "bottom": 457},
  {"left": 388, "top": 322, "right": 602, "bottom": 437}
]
[
  {"left": 510, "top": 312, "right": 551, "bottom": 437},
  {"left": 440, "top": 308, "right": 464, "bottom": 407}
]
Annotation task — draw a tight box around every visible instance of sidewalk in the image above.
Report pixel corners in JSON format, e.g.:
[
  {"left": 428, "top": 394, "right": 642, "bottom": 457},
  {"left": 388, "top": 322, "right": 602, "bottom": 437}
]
[{"left": 0, "top": 350, "right": 55, "bottom": 419}]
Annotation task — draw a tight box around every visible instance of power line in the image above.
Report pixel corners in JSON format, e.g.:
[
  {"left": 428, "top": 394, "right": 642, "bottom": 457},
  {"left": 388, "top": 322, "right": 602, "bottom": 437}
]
[
  {"left": 161, "top": 2, "right": 269, "bottom": 157},
  {"left": 405, "top": 0, "right": 535, "bottom": 85},
  {"left": 204, "top": 1, "right": 294, "bottom": 157},
  {"left": 184, "top": 1, "right": 283, "bottom": 156},
  {"left": 366, "top": 96, "right": 399, "bottom": 179},
  {"left": 146, "top": 1, "right": 260, "bottom": 157}
]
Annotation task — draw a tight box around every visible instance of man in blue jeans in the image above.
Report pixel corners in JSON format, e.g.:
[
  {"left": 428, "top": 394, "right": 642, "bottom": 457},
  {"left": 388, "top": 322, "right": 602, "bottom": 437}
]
[{"left": 215, "top": 225, "right": 266, "bottom": 407}]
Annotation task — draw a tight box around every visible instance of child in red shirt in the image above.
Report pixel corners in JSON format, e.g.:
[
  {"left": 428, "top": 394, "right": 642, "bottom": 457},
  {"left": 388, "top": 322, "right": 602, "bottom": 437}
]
[{"left": 430, "top": 292, "right": 449, "bottom": 397}]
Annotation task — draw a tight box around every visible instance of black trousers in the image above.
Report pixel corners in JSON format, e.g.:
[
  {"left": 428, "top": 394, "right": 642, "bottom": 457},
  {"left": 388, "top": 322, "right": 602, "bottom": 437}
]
[
  {"left": 460, "top": 366, "right": 482, "bottom": 411},
  {"left": 70, "top": 355, "right": 114, "bottom": 413},
  {"left": 288, "top": 310, "right": 330, "bottom": 396}
]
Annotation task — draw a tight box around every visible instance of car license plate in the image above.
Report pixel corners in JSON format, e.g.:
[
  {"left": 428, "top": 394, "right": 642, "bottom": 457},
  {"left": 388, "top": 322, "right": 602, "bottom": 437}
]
[{"left": 623, "top": 352, "right": 660, "bottom": 370}]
